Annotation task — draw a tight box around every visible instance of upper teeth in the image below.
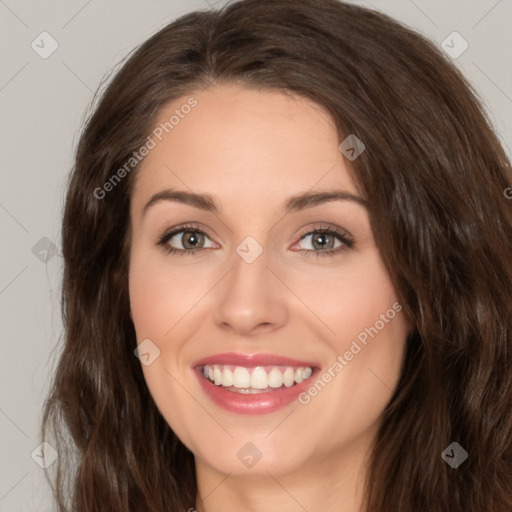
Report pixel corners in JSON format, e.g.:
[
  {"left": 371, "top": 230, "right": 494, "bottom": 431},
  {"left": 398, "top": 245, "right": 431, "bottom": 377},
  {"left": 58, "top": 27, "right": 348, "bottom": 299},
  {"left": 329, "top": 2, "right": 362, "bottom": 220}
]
[{"left": 202, "top": 364, "right": 313, "bottom": 389}]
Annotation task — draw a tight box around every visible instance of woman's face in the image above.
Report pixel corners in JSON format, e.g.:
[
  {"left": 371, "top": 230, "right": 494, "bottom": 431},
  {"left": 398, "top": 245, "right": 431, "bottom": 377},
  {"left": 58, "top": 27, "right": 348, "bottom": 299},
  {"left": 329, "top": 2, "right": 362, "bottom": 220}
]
[{"left": 128, "top": 83, "right": 411, "bottom": 480}]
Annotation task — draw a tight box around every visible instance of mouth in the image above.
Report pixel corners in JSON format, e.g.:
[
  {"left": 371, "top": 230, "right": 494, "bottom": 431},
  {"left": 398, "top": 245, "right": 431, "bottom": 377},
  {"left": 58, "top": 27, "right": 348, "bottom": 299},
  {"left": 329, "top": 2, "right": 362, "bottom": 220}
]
[
  {"left": 199, "top": 364, "right": 314, "bottom": 394},
  {"left": 192, "top": 353, "right": 320, "bottom": 414}
]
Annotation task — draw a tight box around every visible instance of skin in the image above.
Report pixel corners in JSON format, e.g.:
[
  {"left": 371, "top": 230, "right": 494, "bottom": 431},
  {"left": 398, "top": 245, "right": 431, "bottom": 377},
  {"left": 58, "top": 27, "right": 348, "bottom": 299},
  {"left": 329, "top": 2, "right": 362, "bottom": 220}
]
[{"left": 128, "top": 83, "right": 411, "bottom": 512}]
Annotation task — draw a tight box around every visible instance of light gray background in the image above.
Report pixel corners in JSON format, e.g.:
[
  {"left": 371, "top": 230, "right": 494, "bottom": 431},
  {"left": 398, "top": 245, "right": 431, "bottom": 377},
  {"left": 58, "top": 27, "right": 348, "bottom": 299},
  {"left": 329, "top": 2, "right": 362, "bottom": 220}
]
[{"left": 0, "top": 0, "right": 511, "bottom": 510}]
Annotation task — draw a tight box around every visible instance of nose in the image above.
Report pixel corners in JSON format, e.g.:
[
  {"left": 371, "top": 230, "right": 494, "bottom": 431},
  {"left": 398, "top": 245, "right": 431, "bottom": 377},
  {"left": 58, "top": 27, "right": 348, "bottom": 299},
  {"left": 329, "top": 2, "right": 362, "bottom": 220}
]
[{"left": 212, "top": 244, "right": 289, "bottom": 337}]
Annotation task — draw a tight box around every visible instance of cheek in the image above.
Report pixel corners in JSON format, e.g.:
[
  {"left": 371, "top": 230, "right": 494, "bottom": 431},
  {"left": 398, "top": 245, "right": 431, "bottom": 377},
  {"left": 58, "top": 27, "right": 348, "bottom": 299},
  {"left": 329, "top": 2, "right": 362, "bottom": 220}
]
[
  {"left": 128, "top": 264, "right": 164, "bottom": 335},
  {"left": 128, "top": 252, "right": 197, "bottom": 442},
  {"left": 289, "top": 250, "right": 408, "bottom": 404},
  {"left": 294, "top": 257, "right": 407, "bottom": 439},
  {"left": 128, "top": 250, "right": 194, "bottom": 336},
  {"left": 289, "top": 250, "right": 401, "bottom": 344}
]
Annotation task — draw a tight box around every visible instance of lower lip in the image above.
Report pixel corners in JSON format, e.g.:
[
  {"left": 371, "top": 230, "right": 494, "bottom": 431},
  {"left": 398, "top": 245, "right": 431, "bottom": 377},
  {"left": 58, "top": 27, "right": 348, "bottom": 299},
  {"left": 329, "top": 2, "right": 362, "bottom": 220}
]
[{"left": 194, "top": 366, "right": 319, "bottom": 415}]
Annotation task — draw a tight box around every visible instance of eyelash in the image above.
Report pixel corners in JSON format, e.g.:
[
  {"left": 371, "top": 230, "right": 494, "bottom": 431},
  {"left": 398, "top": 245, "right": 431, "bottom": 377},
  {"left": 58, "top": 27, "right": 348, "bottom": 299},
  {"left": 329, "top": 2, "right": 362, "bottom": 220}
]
[{"left": 155, "top": 223, "right": 355, "bottom": 258}]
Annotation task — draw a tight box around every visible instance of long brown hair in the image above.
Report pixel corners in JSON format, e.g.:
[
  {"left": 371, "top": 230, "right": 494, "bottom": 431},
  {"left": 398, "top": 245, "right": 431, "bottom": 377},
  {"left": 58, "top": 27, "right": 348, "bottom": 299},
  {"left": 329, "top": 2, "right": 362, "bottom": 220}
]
[{"left": 41, "top": 0, "right": 512, "bottom": 510}]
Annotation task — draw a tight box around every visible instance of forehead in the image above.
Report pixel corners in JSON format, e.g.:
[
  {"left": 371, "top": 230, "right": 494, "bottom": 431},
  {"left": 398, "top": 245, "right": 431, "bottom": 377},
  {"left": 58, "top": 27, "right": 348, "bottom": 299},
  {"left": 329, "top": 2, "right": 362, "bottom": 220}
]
[{"left": 130, "top": 84, "right": 360, "bottom": 215}]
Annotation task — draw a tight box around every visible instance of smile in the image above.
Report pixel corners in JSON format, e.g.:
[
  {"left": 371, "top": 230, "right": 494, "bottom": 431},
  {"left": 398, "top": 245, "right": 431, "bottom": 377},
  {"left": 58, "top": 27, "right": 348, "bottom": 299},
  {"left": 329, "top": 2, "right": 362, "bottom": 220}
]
[
  {"left": 201, "top": 364, "right": 314, "bottom": 393},
  {"left": 192, "top": 353, "right": 320, "bottom": 414}
]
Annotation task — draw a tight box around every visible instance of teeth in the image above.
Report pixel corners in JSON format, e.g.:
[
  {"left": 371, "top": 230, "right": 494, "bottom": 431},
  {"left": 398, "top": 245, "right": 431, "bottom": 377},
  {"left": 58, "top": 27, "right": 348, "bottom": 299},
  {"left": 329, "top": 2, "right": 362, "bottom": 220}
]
[
  {"left": 283, "top": 367, "right": 295, "bottom": 387},
  {"left": 268, "top": 367, "right": 283, "bottom": 388},
  {"left": 201, "top": 364, "right": 314, "bottom": 390},
  {"left": 298, "top": 367, "right": 312, "bottom": 382},
  {"left": 250, "top": 367, "right": 268, "bottom": 389},
  {"left": 233, "top": 367, "right": 251, "bottom": 388},
  {"left": 221, "top": 367, "right": 233, "bottom": 387},
  {"left": 213, "top": 365, "right": 223, "bottom": 385}
]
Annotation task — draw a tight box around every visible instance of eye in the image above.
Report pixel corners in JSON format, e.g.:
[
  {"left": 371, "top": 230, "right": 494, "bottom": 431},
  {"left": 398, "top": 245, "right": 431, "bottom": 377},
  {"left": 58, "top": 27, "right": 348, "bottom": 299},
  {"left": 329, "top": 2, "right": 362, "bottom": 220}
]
[
  {"left": 292, "top": 224, "right": 354, "bottom": 257},
  {"left": 155, "top": 223, "right": 354, "bottom": 258},
  {"left": 155, "top": 224, "right": 216, "bottom": 256}
]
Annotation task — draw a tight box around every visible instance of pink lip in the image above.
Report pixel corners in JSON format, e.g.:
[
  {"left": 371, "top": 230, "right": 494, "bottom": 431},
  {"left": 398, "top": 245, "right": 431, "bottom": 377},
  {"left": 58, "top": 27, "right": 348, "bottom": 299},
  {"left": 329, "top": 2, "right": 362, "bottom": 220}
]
[
  {"left": 191, "top": 352, "right": 319, "bottom": 368},
  {"left": 192, "top": 352, "right": 320, "bottom": 415}
]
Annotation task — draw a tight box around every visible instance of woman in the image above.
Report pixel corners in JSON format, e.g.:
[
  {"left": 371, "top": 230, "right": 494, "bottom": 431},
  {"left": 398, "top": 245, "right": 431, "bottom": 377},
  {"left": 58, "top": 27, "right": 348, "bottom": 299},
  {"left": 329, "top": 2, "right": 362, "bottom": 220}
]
[{"left": 41, "top": 0, "right": 512, "bottom": 510}]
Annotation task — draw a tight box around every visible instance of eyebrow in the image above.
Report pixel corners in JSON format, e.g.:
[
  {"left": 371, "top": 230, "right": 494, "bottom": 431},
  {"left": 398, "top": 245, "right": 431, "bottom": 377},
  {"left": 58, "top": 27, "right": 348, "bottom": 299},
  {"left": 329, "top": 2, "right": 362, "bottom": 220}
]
[{"left": 142, "top": 188, "right": 368, "bottom": 218}]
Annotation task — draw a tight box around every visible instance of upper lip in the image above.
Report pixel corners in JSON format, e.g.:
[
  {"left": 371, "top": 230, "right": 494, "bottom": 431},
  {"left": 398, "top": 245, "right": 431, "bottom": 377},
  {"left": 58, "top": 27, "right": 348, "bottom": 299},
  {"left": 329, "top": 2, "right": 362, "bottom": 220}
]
[{"left": 192, "top": 352, "right": 319, "bottom": 368}]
